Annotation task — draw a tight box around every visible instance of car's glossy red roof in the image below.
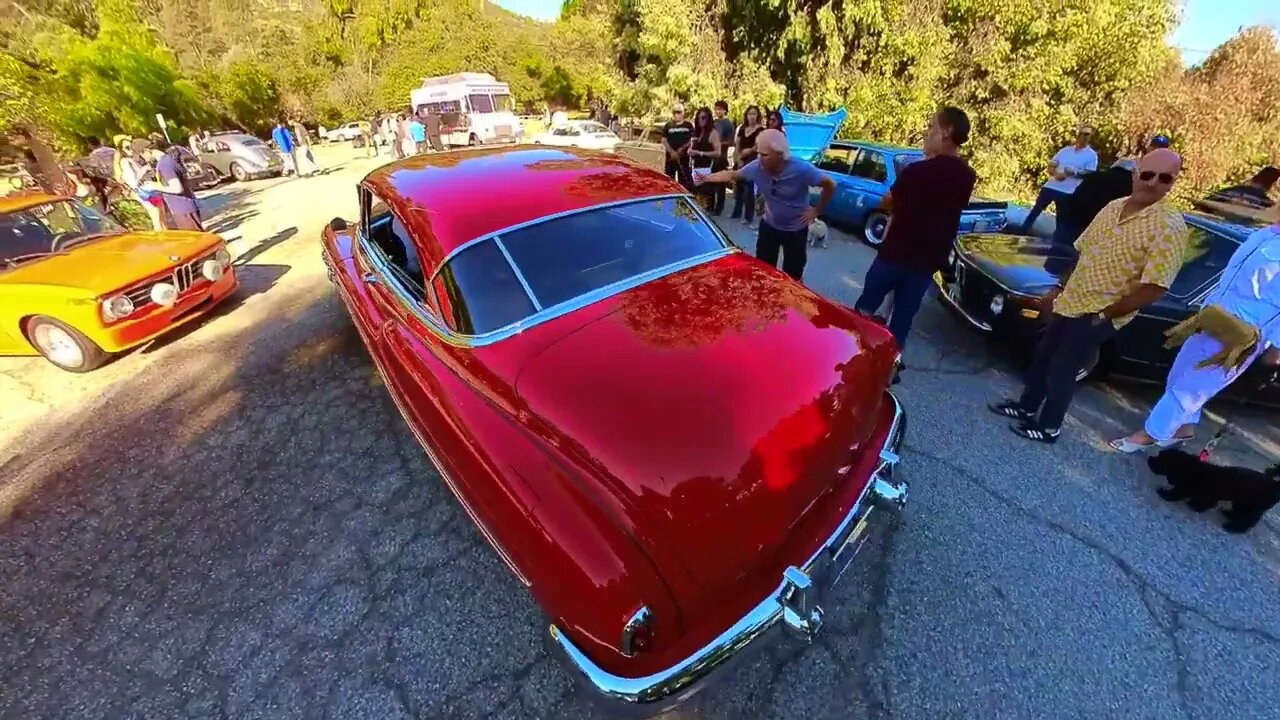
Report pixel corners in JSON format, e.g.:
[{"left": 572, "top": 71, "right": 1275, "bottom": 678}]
[{"left": 360, "top": 147, "right": 682, "bottom": 269}]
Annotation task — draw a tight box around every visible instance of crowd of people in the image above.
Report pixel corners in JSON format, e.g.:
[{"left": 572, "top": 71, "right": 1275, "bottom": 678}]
[
  {"left": 360, "top": 107, "right": 447, "bottom": 160},
  {"left": 74, "top": 133, "right": 205, "bottom": 232},
  {"left": 685, "top": 99, "right": 1280, "bottom": 456}
]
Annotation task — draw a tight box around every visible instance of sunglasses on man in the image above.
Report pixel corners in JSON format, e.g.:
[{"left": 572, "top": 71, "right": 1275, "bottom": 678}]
[{"left": 1138, "top": 170, "right": 1175, "bottom": 184}]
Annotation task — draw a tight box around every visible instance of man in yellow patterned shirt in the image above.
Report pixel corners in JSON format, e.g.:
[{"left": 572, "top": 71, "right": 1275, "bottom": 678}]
[{"left": 989, "top": 149, "right": 1189, "bottom": 443}]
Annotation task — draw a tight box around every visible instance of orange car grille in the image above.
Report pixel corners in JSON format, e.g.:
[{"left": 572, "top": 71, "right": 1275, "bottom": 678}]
[{"left": 123, "top": 252, "right": 217, "bottom": 309}]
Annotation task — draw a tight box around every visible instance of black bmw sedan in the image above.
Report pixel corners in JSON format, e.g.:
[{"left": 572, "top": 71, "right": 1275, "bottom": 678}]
[{"left": 934, "top": 212, "right": 1280, "bottom": 402}]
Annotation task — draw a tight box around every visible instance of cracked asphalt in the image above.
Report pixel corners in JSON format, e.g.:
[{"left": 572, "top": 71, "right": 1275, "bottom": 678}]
[{"left": 2, "top": 146, "right": 1279, "bottom": 720}]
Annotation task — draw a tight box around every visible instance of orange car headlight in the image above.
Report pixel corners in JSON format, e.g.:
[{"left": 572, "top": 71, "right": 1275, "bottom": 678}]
[{"left": 101, "top": 294, "right": 135, "bottom": 322}]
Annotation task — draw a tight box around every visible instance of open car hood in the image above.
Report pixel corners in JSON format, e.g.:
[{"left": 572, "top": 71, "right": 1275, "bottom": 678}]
[{"left": 778, "top": 107, "right": 847, "bottom": 163}]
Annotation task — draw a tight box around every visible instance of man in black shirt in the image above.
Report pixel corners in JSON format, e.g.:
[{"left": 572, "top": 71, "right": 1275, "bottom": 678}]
[
  {"left": 1058, "top": 159, "right": 1135, "bottom": 241},
  {"left": 711, "top": 100, "right": 736, "bottom": 215},
  {"left": 662, "top": 103, "right": 694, "bottom": 188}
]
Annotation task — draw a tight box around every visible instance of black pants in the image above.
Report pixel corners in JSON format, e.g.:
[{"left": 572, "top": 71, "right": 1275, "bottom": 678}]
[
  {"left": 711, "top": 157, "right": 728, "bottom": 214},
  {"left": 1016, "top": 313, "right": 1117, "bottom": 430},
  {"left": 664, "top": 156, "right": 692, "bottom": 189},
  {"left": 428, "top": 134, "right": 444, "bottom": 151},
  {"left": 1023, "top": 186, "right": 1069, "bottom": 231},
  {"left": 731, "top": 179, "right": 755, "bottom": 221},
  {"left": 756, "top": 220, "right": 808, "bottom": 280}
]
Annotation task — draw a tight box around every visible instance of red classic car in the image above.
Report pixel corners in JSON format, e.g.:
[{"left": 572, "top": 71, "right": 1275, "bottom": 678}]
[{"left": 321, "top": 146, "right": 909, "bottom": 711}]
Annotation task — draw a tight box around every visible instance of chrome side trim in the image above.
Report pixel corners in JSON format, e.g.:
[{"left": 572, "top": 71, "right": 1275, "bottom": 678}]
[
  {"left": 550, "top": 392, "right": 906, "bottom": 711},
  {"left": 493, "top": 235, "right": 543, "bottom": 311},
  {"left": 933, "top": 270, "right": 993, "bottom": 333}
]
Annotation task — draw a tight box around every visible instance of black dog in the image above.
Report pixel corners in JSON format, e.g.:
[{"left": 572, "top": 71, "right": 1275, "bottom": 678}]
[{"left": 1148, "top": 449, "right": 1280, "bottom": 534}]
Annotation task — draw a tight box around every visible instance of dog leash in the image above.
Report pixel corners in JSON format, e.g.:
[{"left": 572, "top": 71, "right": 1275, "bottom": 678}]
[{"left": 1199, "top": 424, "right": 1231, "bottom": 462}]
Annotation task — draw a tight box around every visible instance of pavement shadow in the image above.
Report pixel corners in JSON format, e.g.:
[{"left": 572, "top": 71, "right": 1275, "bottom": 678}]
[
  {"left": 233, "top": 227, "right": 298, "bottom": 267},
  {"left": 203, "top": 209, "right": 259, "bottom": 237},
  {"left": 0, "top": 288, "right": 543, "bottom": 719},
  {"left": 196, "top": 187, "right": 254, "bottom": 218}
]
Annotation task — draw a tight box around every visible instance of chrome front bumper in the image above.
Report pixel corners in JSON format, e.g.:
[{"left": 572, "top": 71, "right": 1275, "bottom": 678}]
[
  {"left": 933, "top": 270, "right": 993, "bottom": 333},
  {"left": 550, "top": 391, "right": 908, "bottom": 715}
]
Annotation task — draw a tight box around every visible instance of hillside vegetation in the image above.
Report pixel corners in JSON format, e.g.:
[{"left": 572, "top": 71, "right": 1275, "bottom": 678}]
[{"left": 2, "top": 0, "right": 1277, "bottom": 201}]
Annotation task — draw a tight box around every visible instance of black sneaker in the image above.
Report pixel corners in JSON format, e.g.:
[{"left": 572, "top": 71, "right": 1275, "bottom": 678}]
[
  {"left": 988, "top": 400, "right": 1033, "bottom": 421},
  {"left": 1010, "top": 422, "right": 1060, "bottom": 444}
]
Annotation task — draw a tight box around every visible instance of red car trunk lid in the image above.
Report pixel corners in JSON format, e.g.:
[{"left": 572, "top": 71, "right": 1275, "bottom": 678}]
[{"left": 515, "top": 257, "right": 895, "bottom": 607}]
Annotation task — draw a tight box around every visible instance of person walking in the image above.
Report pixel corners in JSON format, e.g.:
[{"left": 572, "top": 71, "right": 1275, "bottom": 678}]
[
  {"left": 688, "top": 107, "right": 721, "bottom": 211},
  {"left": 662, "top": 103, "right": 694, "bottom": 188},
  {"left": 711, "top": 100, "right": 735, "bottom": 216},
  {"left": 730, "top": 106, "right": 763, "bottom": 226},
  {"left": 1109, "top": 214, "right": 1280, "bottom": 452},
  {"left": 290, "top": 118, "right": 318, "bottom": 176},
  {"left": 360, "top": 119, "right": 377, "bottom": 158},
  {"left": 989, "top": 149, "right": 1190, "bottom": 444},
  {"left": 391, "top": 112, "right": 406, "bottom": 160},
  {"left": 408, "top": 113, "right": 427, "bottom": 154},
  {"left": 272, "top": 120, "right": 297, "bottom": 176},
  {"left": 852, "top": 106, "right": 977, "bottom": 369},
  {"left": 695, "top": 129, "right": 836, "bottom": 281},
  {"left": 1022, "top": 126, "right": 1099, "bottom": 244},
  {"left": 424, "top": 109, "right": 445, "bottom": 152}
]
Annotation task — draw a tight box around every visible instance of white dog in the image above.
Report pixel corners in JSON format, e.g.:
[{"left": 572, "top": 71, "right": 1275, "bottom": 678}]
[{"left": 808, "top": 218, "right": 828, "bottom": 248}]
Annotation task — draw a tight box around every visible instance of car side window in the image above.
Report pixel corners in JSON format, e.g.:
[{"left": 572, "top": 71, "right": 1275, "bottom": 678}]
[
  {"left": 816, "top": 147, "right": 853, "bottom": 175},
  {"left": 431, "top": 240, "right": 536, "bottom": 335},
  {"left": 1168, "top": 227, "right": 1237, "bottom": 299},
  {"left": 849, "top": 150, "right": 889, "bottom": 183},
  {"left": 363, "top": 191, "right": 427, "bottom": 300}
]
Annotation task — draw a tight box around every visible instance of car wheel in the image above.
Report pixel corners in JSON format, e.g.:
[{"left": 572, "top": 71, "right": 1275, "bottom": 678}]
[
  {"left": 863, "top": 211, "right": 889, "bottom": 247},
  {"left": 230, "top": 162, "right": 248, "bottom": 182},
  {"left": 25, "top": 315, "right": 108, "bottom": 373}
]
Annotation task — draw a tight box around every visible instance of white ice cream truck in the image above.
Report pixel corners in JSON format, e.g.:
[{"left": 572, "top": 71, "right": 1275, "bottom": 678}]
[{"left": 409, "top": 73, "right": 519, "bottom": 148}]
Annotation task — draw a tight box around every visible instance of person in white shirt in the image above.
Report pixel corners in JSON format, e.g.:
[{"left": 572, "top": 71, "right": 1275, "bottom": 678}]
[
  {"left": 1022, "top": 126, "right": 1098, "bottom": 245},
  {"left": 1110, "top": 217, "right": 1280, "bottom": 452}
]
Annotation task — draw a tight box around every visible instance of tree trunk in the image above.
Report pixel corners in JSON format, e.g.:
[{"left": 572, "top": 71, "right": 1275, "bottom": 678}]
[{"left": 15, "top": 122, "right": 70, "bottom": 195}]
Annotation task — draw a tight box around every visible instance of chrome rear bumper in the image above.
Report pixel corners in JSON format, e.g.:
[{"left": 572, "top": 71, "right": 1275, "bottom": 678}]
[{"left": 550, "top": 391, "right": 908, "bottom": 715}]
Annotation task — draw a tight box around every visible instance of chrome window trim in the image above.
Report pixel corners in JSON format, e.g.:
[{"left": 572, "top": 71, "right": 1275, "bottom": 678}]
[
  {"left": 430, "top": 193, "right": 724, "bottom": 279},
  {"left": 359, "top": 230, "right": 736, "bottom": 348},
  {"left": 493, "top": 236, "right": 543, "bottom": 312}
]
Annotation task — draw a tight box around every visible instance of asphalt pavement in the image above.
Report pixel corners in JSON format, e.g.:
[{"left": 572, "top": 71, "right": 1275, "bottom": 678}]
[{"left": 2, "top": 149, "right": 1279, "bottom": 720}]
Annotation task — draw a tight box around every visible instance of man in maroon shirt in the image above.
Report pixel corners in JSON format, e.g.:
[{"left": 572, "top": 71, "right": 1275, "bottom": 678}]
[{"left": 854, "top": 106, "right": 977, "bottom": 375}]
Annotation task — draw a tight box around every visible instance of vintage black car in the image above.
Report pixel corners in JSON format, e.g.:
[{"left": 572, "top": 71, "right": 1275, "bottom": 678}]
[{"left": 934, "top": 212, "right": 1280, "bottom": 401}]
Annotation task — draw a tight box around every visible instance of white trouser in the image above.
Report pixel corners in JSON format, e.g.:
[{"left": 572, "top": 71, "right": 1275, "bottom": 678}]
[{"left": 1144, "top": 332, "right": 1262, "bottom": 442}]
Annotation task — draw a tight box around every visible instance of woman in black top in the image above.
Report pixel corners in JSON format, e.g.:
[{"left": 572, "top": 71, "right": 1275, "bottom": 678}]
[
  {"left": 731, "top": 105, "right": 763, "bottom": 224},
  {"left": 765, "top": 109, "right": 785, "bottom": 133},
  {"left": 688, "top": 107, "right": 721, "bottom": 210}
]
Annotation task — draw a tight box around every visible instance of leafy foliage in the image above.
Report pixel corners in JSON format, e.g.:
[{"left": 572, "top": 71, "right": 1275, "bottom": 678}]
[{"left": 0, "top": 0, "right": 1276, "bottom": 205}]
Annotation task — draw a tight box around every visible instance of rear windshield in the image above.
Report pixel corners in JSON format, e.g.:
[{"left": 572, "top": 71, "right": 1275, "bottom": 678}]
[{"left": 431, "top": 197, "right": 726, "bottom": 335}]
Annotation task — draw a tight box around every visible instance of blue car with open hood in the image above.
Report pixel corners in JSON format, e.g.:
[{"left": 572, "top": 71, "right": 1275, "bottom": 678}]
[{"left": 782, "top": 107, "right": 1009, "bottom": 247}]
